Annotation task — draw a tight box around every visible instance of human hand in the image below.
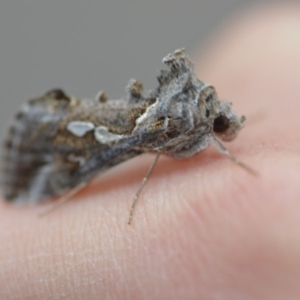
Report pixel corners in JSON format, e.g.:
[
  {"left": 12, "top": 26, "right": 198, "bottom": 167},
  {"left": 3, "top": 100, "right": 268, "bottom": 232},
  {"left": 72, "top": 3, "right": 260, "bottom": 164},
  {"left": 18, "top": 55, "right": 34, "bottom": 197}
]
[{"left": 1, "top": 4, "right": 300, "bottom": 299}]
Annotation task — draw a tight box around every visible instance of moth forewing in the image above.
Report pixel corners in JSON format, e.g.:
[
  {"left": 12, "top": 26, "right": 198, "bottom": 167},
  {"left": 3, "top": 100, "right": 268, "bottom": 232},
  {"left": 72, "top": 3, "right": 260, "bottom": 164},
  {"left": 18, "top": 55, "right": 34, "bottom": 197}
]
[{"left": 2, "top": 91, "right": 151, "bottom": 203}]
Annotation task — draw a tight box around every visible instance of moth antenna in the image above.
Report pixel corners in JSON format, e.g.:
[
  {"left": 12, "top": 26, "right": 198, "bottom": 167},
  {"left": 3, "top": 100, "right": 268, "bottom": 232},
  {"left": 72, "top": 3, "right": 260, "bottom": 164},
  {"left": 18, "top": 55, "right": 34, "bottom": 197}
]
[
  {"left": 38, "top": 182, "right": 87, "bottom": 217},
  {"left": 209, "top": 135, "right": 258, "bottom": 176},
  {"left": 128, "top": 152, "right": 161, "bottom": 225}
]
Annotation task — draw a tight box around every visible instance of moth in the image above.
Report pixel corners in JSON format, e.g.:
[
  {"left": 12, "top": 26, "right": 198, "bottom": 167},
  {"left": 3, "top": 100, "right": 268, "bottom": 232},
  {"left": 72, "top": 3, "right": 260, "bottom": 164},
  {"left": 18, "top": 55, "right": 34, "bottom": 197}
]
[{"left": 1, "top": 49, "right": 254, "bottom": 223}]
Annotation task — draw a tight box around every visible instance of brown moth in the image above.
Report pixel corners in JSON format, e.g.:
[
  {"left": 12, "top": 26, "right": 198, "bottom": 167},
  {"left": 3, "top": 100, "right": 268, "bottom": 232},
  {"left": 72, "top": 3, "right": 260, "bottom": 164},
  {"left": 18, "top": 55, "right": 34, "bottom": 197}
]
[{"left": 1, "top": 49, "right": 253, "bottom": 223}]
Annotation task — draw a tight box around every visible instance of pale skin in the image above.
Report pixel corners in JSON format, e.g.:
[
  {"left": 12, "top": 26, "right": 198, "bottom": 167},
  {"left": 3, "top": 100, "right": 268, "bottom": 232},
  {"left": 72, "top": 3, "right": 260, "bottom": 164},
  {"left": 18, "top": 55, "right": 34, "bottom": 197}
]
[{"left": 1, "top": 4, "right": 300, "bottom": 299}]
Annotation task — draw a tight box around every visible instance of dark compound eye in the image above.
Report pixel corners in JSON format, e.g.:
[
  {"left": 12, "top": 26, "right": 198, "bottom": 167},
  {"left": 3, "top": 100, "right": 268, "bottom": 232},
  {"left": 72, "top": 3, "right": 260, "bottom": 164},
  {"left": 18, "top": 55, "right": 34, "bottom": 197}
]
[{"left": 213, "top": 115, "right": 230, "bottom": 133}]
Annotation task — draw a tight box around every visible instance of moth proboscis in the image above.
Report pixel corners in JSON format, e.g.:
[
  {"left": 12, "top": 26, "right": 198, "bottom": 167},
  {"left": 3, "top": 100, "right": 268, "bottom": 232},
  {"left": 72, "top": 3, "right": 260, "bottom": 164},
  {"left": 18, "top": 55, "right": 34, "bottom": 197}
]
[{"left": 1, "top": 48, "right": 256, "bottom": 224}]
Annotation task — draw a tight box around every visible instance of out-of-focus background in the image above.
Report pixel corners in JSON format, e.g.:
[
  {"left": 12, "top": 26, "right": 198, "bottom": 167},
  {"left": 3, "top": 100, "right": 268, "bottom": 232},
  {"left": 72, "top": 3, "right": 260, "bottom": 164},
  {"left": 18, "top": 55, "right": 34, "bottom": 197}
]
[{"left": 0, "top": 1, "right": 267, "bottom": 141}]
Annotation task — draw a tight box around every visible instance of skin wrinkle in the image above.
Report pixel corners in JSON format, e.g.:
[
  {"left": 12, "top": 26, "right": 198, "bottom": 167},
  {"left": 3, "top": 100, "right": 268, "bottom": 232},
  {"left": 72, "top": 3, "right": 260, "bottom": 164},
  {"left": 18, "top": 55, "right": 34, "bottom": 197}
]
[
  {"left": 50, "top": 212, "right": 102, "bottom": 297},
  {"left": 159, "top": 222, "right": 210, "bottom": 297},
  {"left": 145, "top": 165, "right": 224, "bottom": 295}
]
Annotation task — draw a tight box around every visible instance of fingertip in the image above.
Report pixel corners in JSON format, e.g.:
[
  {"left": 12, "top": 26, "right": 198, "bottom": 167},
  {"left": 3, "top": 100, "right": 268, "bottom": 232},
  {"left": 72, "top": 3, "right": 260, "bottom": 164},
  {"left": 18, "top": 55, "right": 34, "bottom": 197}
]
[
  {"left": 194, "top": 3, "right": 300, "bottom": 143},
  {"left": 196, "top": 3, "right": 300, "bottom": 87}
]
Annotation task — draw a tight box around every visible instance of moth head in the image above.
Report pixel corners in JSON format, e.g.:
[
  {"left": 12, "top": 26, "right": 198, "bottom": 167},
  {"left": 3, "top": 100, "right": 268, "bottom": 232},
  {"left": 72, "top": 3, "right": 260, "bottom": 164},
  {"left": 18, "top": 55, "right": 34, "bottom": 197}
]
[{"left": 213, "top": 102, "right": 245, "bottom": 141}]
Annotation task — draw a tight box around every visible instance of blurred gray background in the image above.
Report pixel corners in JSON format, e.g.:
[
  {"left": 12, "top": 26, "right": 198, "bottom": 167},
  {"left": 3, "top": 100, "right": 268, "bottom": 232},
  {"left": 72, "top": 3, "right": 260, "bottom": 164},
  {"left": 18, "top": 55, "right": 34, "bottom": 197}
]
[{"left": 0, "top": 0, "right": 267, "bottom": 141}]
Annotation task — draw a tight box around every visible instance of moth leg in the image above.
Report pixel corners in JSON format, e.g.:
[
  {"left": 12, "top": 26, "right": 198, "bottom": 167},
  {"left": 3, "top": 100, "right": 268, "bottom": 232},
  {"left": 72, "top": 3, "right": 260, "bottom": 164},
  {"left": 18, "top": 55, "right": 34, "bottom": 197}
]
[
  {"left": 128, "top": 152, "right": 161, "bottom": 225},
  {"left": 209, "top": 135, "right": 257, "bottom": 176},
  {"left": 38, "top": 182, "right": 87, "bottom": 217}
]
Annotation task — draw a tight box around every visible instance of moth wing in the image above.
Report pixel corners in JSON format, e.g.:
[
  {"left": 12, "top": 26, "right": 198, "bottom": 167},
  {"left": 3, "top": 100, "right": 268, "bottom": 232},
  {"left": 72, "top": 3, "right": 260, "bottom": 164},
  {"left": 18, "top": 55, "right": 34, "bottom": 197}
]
[
  {"left": 2, "top": 91, "right": 143, "bottom": 203},
  {"left": 5, "top": 136, "right": 142, "bottom": 204}
]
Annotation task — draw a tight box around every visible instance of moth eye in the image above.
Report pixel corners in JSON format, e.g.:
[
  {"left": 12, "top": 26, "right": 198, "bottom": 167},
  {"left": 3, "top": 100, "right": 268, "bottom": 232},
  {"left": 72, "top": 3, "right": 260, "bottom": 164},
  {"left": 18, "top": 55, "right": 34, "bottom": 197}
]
[
  {"left": 213, "top": 115, "right": 230, "bottom": 133},
  {"left": 45, "top": 89, "right": 70, "bottom": 101}
]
